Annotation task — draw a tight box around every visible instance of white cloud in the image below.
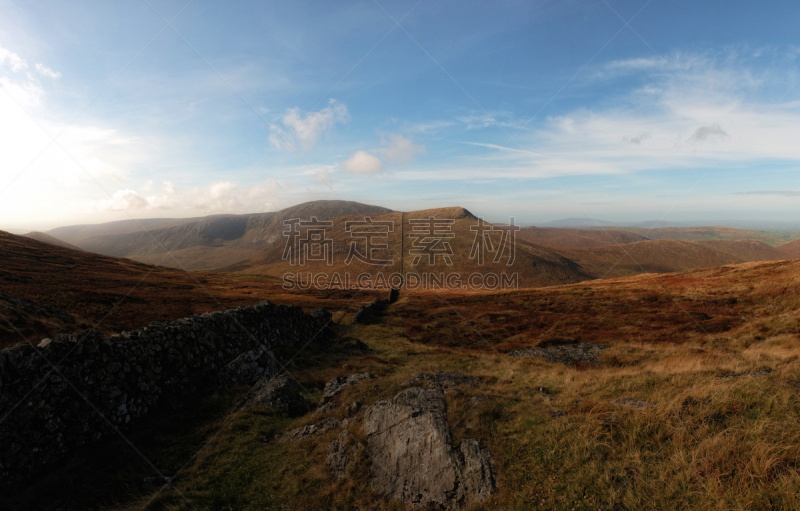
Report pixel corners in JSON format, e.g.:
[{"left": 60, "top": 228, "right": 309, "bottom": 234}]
[
  {"left": 314, "top": 167, "right": 333, "bottom": 184},
  {"left": 457, "top": 112, "right": 524, "bottom": 130},
  {"left": 163, "top": 181, "right": 178, "bottom": 195},
  {"left": 82, "top": 179, "right": 283, "bottom": 214},
  {"left": 461, "top": 51, "right": 800, "bottom": 179},
  {"left": 0, "top": 45, "right": 27, "bottom": 72},
  {"left": 35, "top": 63, "right": 61, "bottom": 79},
  {"left": 341, "top": 150, "right": 383, "bottom": 174},
  {"left": 379, "top": 134, "right": 425, "bottom": 165},
  {"left": 269, "top": 99, "right": 349, "bottom": 150}
]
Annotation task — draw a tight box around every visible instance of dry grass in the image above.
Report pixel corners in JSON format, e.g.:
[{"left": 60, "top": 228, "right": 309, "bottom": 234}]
[{"left": 6, "top": 231, "right": 800, "bottom": 509}]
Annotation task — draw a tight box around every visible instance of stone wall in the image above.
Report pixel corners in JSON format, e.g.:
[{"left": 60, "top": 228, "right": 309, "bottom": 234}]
[{"left": 0, "top": 301, "right": 331, "bottom": 486}]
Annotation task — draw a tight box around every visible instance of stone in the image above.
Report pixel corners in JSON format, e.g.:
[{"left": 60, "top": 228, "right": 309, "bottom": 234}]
[
  {"left": 218, "top": 347, "right": 273, "bottom": 386},
  {"left": 350, "top": 289, "right": 398, "bottom": 325},
  {"left": 281, "top": 417, "right": 341, "bottom": 442},
  {"left": 364, "top": 387, "right": 495, "bottom": 509},
  {"left": 410, "top": 371, "right": 481, "bottom": 389},
  {"left": 509, "top": 343, "right": 608, "bottom": 366},
  {"left": 240, "top": 375, "right": 310, "bottom": 416},
  {"left": 315, "top": 373, "right": 375, "bottom": 416},
  {"left": 0, "top": 299, "right": 332, "bottom": 488},
  {"left": 327, "top": 430, "right": 353, "bottom": 479}
]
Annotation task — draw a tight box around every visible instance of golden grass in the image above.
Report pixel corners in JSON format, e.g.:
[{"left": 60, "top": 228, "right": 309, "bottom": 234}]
[{"left": 110, "top": 303, "right": 800, "bottom": 510}]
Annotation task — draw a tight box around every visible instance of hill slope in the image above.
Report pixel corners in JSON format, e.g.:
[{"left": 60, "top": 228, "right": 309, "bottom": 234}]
[
  {"left": 0, "top": 230, "right": 380, "bottom": 349},
  {"left": 552, "top": 238, "right": 783, "bottom": 279},
  {"left": 23, "top": 231, "right": 83, "bottom": 251},
  {"left": 776, "top": 238, "right": 800, "bottom": 258},
  {"left": 226, "top": 206, "right": 592, "bottom": 289},
  {"left": 518, "top": 226, "right": 647, "bottom": 249},
  {"left": 47, "top": 201, "right": 394, "bottom": 271},
  {"left": 613, "top": 225, "right": 800, "bottom": 246}
]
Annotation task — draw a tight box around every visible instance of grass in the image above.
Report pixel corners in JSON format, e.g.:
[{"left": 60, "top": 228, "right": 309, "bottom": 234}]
[
  {"left": 9, "top": 256, "right": 800, "bottom": 510},
  {"left": 102, "top": 311, "right": 800, "bottom": 510}
]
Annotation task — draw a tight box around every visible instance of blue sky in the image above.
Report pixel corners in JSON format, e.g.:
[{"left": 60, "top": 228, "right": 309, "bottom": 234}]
[{"left": 1, "top": 0, "right": 800, "bottom": 231}]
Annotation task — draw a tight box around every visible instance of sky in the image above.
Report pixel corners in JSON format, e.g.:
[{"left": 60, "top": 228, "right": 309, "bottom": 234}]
[{"left": 1, "top": 0, "right": 800, "bottom": 232}]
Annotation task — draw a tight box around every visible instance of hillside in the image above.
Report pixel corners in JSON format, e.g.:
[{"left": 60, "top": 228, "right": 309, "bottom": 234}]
[
  {"left": 22, "top": 231, "right": 84, "bottom": 251},
  {"left": 226, "top": 206, "right": 592, "bottom": 289},
  {"left": 46, "top": 201, "right": 394, "bottom": 271},
  {"left": 518, "top": 226, "right": 647, "bottom": 249},
  {"left": 776, "top": 237, "right": 800, "bottom": 258},
  {"left": 614, "top": 225, "right": 800, "bottom": 246},
  {"left": 0, "top": 230, "right": 382, "bottom": 349},
  {"left": 552, "top": 238, "right": 783, "bottom": 279},
  {"left": 11, "top": 256, "right": 800, "bottom": 510}
]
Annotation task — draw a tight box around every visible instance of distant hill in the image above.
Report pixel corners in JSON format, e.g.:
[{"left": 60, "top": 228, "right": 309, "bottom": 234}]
[
  {"left": 537, "top": 218, "right": 621, "bottom": 228},
  {"left": 226, "top": 206, "right": 592, "bottom": 289},
  {"left": 776, "top": 238, "right": 800, "bottom": 259},
  {"left": 615, "top": 226, "right": 793, "bottom": 245},
  {"left": 41, "top": 201, "right": 798, "bottom": 283},
  {"left": 553, "top": 239, "right": 783, "bottom": 279},
  {"left": 46, "top": 201, "right": 394, "bottom": 271},
  {"left": 518, "top": 227, "right": 647, "bottom": 249},
  {"left": 23, "top": 231, "right": 83, "bottom": 251}
]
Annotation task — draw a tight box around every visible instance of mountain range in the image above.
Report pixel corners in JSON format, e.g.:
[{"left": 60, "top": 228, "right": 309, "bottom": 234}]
[{"left": 20, "top": 200, "right": 798, "bottom": 285}]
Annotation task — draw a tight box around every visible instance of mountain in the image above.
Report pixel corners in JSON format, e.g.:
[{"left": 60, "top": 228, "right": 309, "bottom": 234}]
[
  {"left": 225, "top": 206, "right": 592, "bottom": 289},
  {"left": 46, "top": 201, "right": 394, "bottom": 271},
  {"left": 23, "top": 231, "right": 83, "bottom": 251}
]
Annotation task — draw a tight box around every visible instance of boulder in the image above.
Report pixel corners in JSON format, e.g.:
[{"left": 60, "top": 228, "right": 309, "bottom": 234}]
[
  {"left": 364, "top": 387, "right": 495, "bottom": 508},
  {"left": 315, "top": 372, "right": 375, "bottom": 415},
  {"left": 239, "top": 374, "right": 310, "bottom": 416}
]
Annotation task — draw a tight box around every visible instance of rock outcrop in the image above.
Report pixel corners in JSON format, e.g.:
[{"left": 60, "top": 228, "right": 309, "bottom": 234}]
[
  {"left": 315, "top": 372, "right": 375, "bottom": 416},
  {"left": 281, "top": 417, "right": 341, "bottom": 443},
  {"left": 364, "top": 387, "right": 495, "bottom": 508},
  {"left": 327, "top": 430, "right": 355, "bottom": 480},
  {"left": 0, "top": 301, "right": 333, "bottom": 487},
  {"left": 239, "top": 374, "right": 310, "bottom": 415}
]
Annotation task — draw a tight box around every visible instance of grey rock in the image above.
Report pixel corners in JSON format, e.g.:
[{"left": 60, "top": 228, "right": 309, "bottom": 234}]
[
  {"left": 509, "top": 343, "right": 608, "bottom": 366},
  {"left": 315, "top": 373, "right": 375, "bottom": 416},
  {"left": 327, "top": 430, "right": 353, "bottom": 479},
  {"left": 282, "top": 417, "right": 341, "bottom": 443},
  {"left": 240, "top": 375, "right": 310, "bottom": 416},
  {"left": 218, "top": 347, "right": 274, "bottom": 386},
  {"left": 411, "top": 371, "right": 482, "bottom": 389},
  {"left": 364, "top": 387, "right": 495, "bottom": 509}
]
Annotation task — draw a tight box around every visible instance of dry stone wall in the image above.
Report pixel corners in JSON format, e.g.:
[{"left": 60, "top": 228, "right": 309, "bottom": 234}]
[{"left": 0, "top": 301, "right": 331, "bottom": 486}]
